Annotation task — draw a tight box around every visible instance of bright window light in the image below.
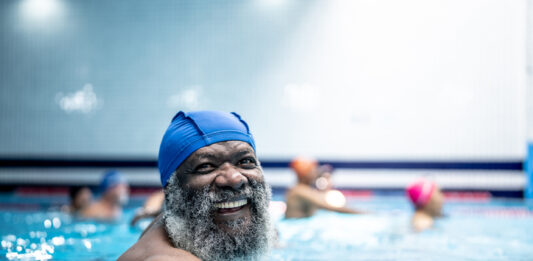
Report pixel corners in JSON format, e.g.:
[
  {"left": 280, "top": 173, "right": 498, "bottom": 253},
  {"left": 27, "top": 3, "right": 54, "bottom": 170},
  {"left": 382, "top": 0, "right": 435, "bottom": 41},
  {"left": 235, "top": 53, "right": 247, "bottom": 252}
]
[
  {"left": 258, "top": 0, "right": 286, "bottom": 8},
  {"left": 20, "top": 0, "right": 64, "bottom": 23}
]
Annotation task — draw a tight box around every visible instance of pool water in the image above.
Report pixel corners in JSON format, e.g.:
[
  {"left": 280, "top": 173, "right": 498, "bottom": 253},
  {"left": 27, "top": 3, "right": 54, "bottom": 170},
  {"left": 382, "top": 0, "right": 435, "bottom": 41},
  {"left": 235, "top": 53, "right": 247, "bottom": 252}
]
[{"left": 1, "top": 193, "right": 533, "bottom": 260}]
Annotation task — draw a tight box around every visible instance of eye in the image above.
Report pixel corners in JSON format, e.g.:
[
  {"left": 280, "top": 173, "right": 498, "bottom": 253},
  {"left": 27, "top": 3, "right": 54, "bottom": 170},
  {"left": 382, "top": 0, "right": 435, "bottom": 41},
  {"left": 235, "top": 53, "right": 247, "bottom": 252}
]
[
  {"left": 195, "top": 163, "right": 215, "bottom": 174},
  {"left": 238, "top": 157, "right": 257, "bottom": 168}
]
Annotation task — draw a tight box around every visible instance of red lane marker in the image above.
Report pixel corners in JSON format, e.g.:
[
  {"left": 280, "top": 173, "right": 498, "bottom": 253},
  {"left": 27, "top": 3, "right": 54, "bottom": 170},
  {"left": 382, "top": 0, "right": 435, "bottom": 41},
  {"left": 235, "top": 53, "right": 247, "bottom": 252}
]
[
  {"left": 444, "top": 191, "right": 491, "bottom": 202},
  {"left": 339, "top": 190, "right": 373, "bottom": 199},
  {"left": 129, "top": 187, "right": 162, "bottom": 196}
]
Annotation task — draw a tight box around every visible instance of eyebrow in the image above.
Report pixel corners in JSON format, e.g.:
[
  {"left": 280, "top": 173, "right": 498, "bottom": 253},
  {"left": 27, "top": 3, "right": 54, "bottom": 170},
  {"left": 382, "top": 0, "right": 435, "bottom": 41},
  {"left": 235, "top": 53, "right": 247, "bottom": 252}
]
[
  {"left": 194, "top": 153, "right": 219, "bottom": 161},
  {"left": 193, "top": 149, "right": 255, "bottom": 162},
  {"left": 233, "top": 149, "right": 255, "bottom": 158}
]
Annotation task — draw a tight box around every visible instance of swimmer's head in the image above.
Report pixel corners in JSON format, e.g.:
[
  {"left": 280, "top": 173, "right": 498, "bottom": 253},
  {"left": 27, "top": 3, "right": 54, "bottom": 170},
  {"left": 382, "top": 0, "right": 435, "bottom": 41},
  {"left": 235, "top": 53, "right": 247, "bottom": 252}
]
[
  {"left": 290, "top": 156, "right": 318, "bottom": 184},
  {"left": 99, "top": 170, "right": 129, "bottom": 205},
  {"left": 158, "top": 110, "right": 255, "bottom": 187},
  {"left": 158, "top": 110, "right": 273, "bottom": 260},
  {"left": 406, "top": 179, "right": 443, "bottom": 216},
  {"left": 69, "top": 186, "right": 92, "bottom": 211}
]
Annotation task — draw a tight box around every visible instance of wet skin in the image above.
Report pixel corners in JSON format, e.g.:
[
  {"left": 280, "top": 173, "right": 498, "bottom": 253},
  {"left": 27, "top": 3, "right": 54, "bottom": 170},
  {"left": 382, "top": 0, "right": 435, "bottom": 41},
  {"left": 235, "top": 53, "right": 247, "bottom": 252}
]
[{"left": 173, "top": 140, "right": 263, "bottom": 233}]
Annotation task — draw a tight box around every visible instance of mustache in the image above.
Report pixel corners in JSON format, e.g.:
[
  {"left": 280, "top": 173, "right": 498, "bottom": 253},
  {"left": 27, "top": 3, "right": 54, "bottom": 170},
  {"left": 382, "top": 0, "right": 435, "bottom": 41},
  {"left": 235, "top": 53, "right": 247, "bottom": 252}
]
[
  {"left": 209, "top": 185, "right": 252, "bottom": 203},
  {"left": 183, "top": 179, "right": 262, "bottom": 208}
]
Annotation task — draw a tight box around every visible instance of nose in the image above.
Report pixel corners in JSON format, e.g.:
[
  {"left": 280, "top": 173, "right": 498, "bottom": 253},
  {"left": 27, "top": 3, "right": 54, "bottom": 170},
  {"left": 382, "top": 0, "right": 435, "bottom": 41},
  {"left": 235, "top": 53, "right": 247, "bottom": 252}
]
[{"left": 215, "top": 163, "right": 247, "bottom": 190}]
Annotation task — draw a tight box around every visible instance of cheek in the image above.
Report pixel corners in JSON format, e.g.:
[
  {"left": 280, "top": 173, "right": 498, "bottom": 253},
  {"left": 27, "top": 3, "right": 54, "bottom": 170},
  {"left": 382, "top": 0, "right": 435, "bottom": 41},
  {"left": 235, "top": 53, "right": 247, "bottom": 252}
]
[
  {"left": 244, "top": 169, "right": 264, "bottom": 182},
  {"left": 184, "top": 174, "right": 216, "bottom": 190}
]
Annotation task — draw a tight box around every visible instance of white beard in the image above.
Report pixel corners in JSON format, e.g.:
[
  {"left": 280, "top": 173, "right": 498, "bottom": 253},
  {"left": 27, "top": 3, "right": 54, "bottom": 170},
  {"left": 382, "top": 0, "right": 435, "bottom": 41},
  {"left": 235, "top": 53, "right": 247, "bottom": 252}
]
[{"left": 163, "top": 173, "right": 274, "bottom": 261}]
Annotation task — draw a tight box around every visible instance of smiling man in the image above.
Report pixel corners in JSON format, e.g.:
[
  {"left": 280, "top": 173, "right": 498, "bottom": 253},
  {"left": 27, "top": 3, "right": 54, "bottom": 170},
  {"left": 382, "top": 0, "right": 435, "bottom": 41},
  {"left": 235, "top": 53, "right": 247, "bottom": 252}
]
[{"left": 119, "top": 111, "right": 274, "bottom": 261}]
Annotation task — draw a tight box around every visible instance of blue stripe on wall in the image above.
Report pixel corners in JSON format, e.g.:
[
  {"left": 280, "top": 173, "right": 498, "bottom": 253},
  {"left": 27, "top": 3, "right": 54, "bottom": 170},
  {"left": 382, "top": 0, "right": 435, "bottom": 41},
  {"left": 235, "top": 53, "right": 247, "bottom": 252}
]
[
  {"left": 0, "top": 158, "right": 523, "bottom": 171},
  {"left": 260, "top": 160, "right": 523, "bottom": 170}
]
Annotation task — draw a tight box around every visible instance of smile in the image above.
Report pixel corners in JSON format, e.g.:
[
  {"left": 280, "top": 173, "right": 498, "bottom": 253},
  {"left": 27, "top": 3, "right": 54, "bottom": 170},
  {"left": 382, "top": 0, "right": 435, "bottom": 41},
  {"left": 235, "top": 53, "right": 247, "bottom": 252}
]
[{"left": 214, "top": 199, "right": 248, "bottom": 214}]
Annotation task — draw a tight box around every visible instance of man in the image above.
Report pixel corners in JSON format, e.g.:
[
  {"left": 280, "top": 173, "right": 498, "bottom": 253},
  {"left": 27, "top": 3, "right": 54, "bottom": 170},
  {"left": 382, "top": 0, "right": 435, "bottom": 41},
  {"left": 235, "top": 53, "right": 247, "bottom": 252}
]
[
  {"left": 119, "top": 111, "right": 274, "bottom": 261},
  {"left": 81, "top": 170, "right": 129, "bottom": 220},
  {"left": 285, "top": 157, "right": 363, "bottom": 218},
  {"left": 406, "top": 179, "right": 444, "bottom": 231}
]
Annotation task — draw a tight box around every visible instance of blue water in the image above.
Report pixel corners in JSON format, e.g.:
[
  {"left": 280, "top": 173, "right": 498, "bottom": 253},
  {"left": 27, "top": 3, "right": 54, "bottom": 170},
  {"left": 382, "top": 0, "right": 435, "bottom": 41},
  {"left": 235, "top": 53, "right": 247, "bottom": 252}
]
[{"left": 1, "top": 193, "right": 533, "bottom": 260}]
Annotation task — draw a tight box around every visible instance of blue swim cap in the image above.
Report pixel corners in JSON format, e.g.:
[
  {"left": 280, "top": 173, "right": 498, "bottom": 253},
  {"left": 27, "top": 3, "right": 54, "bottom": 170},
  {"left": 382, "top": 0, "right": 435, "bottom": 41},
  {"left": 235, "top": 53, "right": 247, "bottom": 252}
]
[
  {"left": 99, "top": 170, "right": 127, "bottom": 193},
  {"left": 158, "top": 111, "right": 256, "bottom": 187}
]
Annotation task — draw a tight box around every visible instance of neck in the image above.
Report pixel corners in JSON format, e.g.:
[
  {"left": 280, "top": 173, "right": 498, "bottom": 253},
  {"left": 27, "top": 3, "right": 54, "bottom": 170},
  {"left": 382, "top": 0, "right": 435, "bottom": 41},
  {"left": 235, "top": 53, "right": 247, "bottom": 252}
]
[
  {"left": 415, "top": 208, "right": 438, "bottom": 218},
  {"left": 297, "top": 179, "right": 313, "bottom": 186}
]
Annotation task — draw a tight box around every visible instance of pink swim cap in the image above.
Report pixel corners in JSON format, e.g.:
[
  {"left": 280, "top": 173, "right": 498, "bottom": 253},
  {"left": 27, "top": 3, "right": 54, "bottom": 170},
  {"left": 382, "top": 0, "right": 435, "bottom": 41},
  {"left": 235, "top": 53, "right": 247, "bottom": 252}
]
[{"left": 406, "top": 179, "right": 436, "bottom": 207}]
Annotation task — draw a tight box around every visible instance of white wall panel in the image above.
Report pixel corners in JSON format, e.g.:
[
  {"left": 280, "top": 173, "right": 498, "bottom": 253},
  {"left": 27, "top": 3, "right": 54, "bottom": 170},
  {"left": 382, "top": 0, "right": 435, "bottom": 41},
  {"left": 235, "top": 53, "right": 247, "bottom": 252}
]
[{"left": 0, "top": 0, "right": 527, "bottom": 160}]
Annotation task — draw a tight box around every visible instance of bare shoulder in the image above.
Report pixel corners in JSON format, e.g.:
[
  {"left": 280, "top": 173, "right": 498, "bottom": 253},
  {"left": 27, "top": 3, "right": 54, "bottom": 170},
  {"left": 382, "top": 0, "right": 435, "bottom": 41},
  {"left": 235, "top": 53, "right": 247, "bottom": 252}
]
[
  {"left": 118, "top": 215, "right": 200, "bottom": 261},
  {"left": 80, "top": 201, "right": 103, "bottom": 218},
  {"left": 287, "top": 184, "right": 313, "bottom": 196},
  {"left": 291, "top": 184, "right": 321, "bottom": 199}
]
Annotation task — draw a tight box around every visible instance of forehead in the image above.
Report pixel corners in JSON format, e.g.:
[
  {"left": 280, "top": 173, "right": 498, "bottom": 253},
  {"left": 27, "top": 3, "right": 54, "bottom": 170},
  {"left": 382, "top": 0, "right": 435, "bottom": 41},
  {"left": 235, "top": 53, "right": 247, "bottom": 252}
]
[{"left": 189, "top": 140, "right": 254, "bottom": 159}]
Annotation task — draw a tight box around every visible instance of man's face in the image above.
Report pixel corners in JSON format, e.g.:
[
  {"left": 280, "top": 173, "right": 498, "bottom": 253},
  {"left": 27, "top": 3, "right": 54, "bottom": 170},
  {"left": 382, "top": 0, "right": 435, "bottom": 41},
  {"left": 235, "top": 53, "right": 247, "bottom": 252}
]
[
  {"left": 163, "top": 140, "right": 272, "bottom": 260},
  {"left": 106, "top": 183, "right": 129, "bottom": 206}
]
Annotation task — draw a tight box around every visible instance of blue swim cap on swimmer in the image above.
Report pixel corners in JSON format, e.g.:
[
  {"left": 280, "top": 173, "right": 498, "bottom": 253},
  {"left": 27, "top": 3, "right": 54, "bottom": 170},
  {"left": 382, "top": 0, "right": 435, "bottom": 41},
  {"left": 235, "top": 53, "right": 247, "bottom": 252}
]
[
  {"left": 98, "top": 170, "right": 127, "bottom": 193},
  {"left": 158, "top": 110, "right": 256, "bottom": 187}
]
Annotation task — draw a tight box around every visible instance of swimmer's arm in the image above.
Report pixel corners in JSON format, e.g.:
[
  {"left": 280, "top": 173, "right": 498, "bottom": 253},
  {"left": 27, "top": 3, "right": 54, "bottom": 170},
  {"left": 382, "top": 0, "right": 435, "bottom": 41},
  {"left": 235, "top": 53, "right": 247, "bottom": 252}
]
[
  {"left": 131, "top": 191, "right": 164, "bottom": 226},
  {"left": 131, "top": 210, "right": 160, "bottom": 226},
  {"left": 331, "top": 206, "right": 365, "bottom": 214},
  {"left": 144, "top": 190, "right": 165, "bottom": 211},
  {"left": 295, "top": 187, "right": 364, "bottom": 214}
]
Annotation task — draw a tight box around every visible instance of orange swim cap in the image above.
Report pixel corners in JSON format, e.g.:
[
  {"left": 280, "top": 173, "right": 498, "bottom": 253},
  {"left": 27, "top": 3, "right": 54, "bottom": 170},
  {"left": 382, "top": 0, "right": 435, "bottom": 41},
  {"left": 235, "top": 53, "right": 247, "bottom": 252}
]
[{"left": 290, "top": 157, "right": 318, "bottom": 179}]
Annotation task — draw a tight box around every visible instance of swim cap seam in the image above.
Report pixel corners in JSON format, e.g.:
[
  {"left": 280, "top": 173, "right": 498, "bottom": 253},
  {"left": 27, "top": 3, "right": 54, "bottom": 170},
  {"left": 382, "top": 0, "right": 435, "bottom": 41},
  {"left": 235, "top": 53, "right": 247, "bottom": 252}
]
[
  {"left": 231, "top": 112, "right": 251, "bottom": 134},
  {"left": 182, "top": 113, "right": 206, "bottom": 136}
]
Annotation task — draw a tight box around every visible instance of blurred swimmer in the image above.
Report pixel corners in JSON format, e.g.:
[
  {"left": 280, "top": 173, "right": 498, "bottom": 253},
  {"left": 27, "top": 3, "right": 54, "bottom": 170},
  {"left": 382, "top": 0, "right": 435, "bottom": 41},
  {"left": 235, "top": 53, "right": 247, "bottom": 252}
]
[
  {"left": 406, "top": 179, "right": 444, "bottom": 232},
  {"left": 62, "top": 186, "right": 93, "bottom": 214},
  {"left": 81, "top": 170, "right": 130, "bottom": 221},
  {"left": 285, "top": 157, "right": 363, "bottom": 218},
  {"left": 130, "top": 190, "right": 164, "bottom": 226}
]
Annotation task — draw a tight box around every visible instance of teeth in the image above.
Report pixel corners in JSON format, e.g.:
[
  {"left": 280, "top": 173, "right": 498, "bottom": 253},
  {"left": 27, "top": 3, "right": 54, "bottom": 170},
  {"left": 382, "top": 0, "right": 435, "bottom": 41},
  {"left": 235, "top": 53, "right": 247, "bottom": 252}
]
[{"left": 214, "top": 199, "right": 247, "bottom": 209}]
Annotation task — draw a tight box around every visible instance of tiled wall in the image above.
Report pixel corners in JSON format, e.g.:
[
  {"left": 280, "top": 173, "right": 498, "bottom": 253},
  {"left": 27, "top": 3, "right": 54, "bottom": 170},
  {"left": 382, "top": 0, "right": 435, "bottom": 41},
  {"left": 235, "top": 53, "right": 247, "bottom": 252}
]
[{"left": 0, "top": 0, "right": 527, "bottom": 162}]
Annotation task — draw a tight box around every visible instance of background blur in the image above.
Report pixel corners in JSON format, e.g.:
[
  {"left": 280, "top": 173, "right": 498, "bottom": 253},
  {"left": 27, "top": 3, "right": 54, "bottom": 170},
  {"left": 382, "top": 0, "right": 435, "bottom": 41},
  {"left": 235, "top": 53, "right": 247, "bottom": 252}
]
[{"left": 0, "top": 0, "right": 531, "bottom": 196}]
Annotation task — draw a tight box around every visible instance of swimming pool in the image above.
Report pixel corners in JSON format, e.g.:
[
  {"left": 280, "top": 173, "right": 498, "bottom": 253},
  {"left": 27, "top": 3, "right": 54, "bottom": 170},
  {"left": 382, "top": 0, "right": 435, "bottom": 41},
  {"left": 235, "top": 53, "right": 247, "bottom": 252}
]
[{"left": 1, "top": 192, "right": 532, "bottom": 260}]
